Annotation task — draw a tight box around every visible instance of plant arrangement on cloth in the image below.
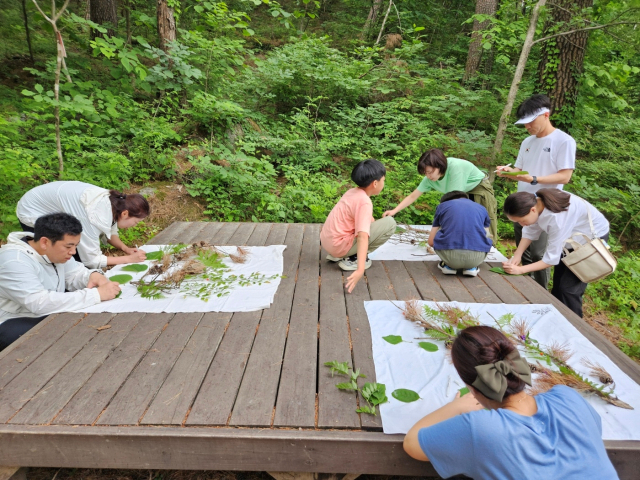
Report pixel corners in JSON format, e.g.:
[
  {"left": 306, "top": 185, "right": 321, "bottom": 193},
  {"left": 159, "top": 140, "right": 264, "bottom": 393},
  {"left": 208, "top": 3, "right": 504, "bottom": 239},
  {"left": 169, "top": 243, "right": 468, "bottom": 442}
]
[
  {"left": 490, "top": 313, "right": 633, "bottom": 410},
  {"left": 324, "top": 360, "right": 388, "bottom": 415},
  {"left": 132, "top": 241, "right": 281, "bottom": 301},
  {"left": 390, "top": 224, "right": 436, "bottom": 255}
]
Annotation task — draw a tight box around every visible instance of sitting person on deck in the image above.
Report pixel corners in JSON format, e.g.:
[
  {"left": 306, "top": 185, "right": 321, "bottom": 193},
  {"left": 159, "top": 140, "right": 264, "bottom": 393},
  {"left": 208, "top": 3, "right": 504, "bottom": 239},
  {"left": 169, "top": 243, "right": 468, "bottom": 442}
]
[
  {"left": 320, "top": 159, "right": 396, "bottom": 294},
  {"left": 0, "top": 213, "right": 121, "bottom": 351},
  {"left": 403, "top": 326, "right": 618, "bottom": 480},
  {"left": 427, "top": 191, "right": 493, "bottom": 277}
]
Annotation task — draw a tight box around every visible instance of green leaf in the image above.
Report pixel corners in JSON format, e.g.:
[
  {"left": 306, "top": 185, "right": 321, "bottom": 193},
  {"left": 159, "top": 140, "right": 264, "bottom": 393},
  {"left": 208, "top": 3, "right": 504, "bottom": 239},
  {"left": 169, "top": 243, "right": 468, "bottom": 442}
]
[
  {"left": 146, "top": 251, "right": 164, "bottom": 260},
  {"left": 336, "top": 381, "right": 358, "bottom": 390},
  {"left": 500, "top": 171, "right": 529, "bottom": 176},
  {"left": 109, "top": 274, "right": 133, "bottom": 284},
  {"left": 489, "top": 267, "right": 525, "bottom": 276},
  {"left": 121, "top": 263, "right": 149, "bottom": 272},
  {"left": 418, "top": 341, "right": 438, "bottom": 352},
  {"left": 392, "top": 388, "right": 420, "bottom": 403},
  {"left": 21, "top": 89, "right": 35, "bottom": 97},
  {"left": 362, "top": 382, "right": 388, "bottom": 406},
  {"left": 324, "top": 360, "right": 350, "bottom": 376},
  {"left": 383, "top": 335, "right": 403, "bottom": 345},
  {"left": 356, "top": 405, "right": 377, "bottom": 415},
  {"left": 35, "top": 84, "right": 43, "bottom": 93},
  {"left": 459, "top": 387, "right": 470, "bottom": 397}
]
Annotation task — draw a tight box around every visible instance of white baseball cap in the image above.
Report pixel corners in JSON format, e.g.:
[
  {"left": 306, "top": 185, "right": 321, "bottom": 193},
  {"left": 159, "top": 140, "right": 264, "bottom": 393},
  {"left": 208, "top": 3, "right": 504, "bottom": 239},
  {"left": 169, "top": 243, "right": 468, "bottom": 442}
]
[{"left": 514, "top": 107, "right": 550, "bottom": 124}]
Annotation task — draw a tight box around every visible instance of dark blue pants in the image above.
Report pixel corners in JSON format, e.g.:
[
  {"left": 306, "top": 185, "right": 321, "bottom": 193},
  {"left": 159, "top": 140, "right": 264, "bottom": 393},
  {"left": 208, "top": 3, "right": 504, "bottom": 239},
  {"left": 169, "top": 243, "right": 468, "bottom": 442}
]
[{"left": 0, "top": 316, "right": 47, "bottom": 351}]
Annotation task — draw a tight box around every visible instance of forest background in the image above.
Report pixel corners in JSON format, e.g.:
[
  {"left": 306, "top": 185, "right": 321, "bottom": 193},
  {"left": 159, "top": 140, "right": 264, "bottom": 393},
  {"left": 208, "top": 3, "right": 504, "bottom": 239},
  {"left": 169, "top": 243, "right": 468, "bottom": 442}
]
[{"left": 0, "top": 0, "right": 638, "bottom": 361}]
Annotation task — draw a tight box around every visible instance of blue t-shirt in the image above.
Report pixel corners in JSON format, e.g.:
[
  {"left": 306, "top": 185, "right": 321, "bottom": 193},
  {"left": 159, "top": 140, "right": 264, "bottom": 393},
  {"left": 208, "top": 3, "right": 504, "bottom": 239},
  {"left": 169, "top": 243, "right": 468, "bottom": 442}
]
[
  {"left": 418, "top": 386, "right": 619, "bottom": 480},
  {"left": 432, "top": 198, "right": 492, "bottom": 252}
]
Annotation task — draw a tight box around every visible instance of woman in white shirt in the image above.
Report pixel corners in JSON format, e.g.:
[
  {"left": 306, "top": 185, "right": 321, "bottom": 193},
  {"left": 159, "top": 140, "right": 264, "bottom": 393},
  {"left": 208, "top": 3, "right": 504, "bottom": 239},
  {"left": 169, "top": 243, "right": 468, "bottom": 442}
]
[
  {"left": 17, "top": 181, "right": 150, "bottom": 269},
  {"left": 502, "top": 188, "right": 609, "bottom": 317}
]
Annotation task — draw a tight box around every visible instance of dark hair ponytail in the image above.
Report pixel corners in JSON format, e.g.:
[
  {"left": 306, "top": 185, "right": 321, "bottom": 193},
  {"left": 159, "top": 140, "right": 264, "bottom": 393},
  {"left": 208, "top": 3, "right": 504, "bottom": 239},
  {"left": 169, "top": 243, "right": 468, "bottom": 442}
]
[
  {"left": 504, "top": 188, "right": 570, "bottom": 217},
  {"left": 451, "top": 326, "right": 527, "bottom": 400},
  {"left": 109, "top": 190, "right": 151, "bottom": 221}
]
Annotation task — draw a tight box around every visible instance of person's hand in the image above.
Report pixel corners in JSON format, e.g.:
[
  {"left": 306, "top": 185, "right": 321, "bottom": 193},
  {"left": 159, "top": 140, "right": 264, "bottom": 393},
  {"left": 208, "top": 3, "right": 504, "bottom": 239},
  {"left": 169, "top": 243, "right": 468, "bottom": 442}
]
[
  {"left": 495, "top": 165, "right": 515, "bottom": 176},
  {"left": 511, "top": 173, "right": 533, "bottom": 183},
  {"left": 503, "top": 254, "right": 521, "bottom": 266},
  {"left": 126, "top": 250, "right": 147, "bottom": 263},
  {"left": 97, "top": 281, "right": 121, "bottom": 301},
  {"left": 87, "top": 272, "right": 109, "bottom": 289},
  {"left": 382, "top": 209, "right": 397, "bottom": 218},
  {"left": 502, "top": 263, "right": 525, "bottom": 275},
  {"left": 345, "top": 269, "right": 364, "bottom": 293},
  {"left": 450, "top": 390, "right": 484, "bottom": 415}
]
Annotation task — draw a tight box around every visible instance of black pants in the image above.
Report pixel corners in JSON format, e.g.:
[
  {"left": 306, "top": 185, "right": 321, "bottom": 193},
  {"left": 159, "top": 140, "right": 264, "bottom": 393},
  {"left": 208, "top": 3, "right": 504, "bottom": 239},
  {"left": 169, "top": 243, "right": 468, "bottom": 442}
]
[
  {"left": 0, "top": 316, "right": 47, "bottom": 351},
  {"left": 551, "top": 233, "right": 609, "bottom": 318}
]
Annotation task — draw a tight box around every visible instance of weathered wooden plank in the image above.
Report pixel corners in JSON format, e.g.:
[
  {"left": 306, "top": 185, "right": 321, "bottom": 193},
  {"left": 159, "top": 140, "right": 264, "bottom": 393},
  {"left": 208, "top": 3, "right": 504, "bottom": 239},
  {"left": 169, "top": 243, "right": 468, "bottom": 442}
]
[
  {"left": 365, "top": 261, "right": 394, "bottom": 301},
  {"left": 229, "top": 224, "right": 304, "bottom": 427},
  {"left": 458, "top": 274, "right": 502, "bottom": 303},
  {"left": 383, "top": 261, "right": 420, "bottom": 301},
  {"left": 210, "top": 223, "right": 241, "bottom": 245},
  {"left": 53, "top": 313, "right": 173, "bottom": 425},
  {"left": 146, "top": 222, "right": 188, "bottom": 245},
  {"left": 0, "top": 313, "right": 111, "bottom": 423},
  {"left": 0, "top": 314, "right": 77, "bottom": 390},
  {"left": 194, "top": 222, "right": 225, "bottom": 243},
  {"left": 424, "top": 262, "right": 475, "bottom": 303},
  {"left": 490, "top": 263, "right": 640, "bottom": 385},
  {"left": 476, "top": 263, "right": 528, "bottom": 304},
  {"left": 403, "top": 262, "right": 448, "bottom": 302},
  {"left": 318, "top": 253, "right": 360, "bottom": 429},
  {"left": 264, "top": 223, "right": 289, "bottom": 245},
  {"left": 10, "top": 313, "right": 145, "bottom": 425},
  {"left": 246, "top": 223, "right": 273, "bottom": 246},
  {"left": 141, "top": 313, "right": 230, "bottom": 425},
  {"left": 342, "top": 268, "right": 382, "bottom": 430},
  {"left": 272, "top": 224, "right": 320, "bottom": 428},
  {"left": 186, "top": 310, "right": 263, "bottom": 426},
  {"left": 171, "top": 222, "right": 209, "bottom": 244},
  {"left": 226, "top": 223, "right": 257, "bottom": 245},
  {"left": 97, "top": 313, "right": 202, "bottom": 425}
]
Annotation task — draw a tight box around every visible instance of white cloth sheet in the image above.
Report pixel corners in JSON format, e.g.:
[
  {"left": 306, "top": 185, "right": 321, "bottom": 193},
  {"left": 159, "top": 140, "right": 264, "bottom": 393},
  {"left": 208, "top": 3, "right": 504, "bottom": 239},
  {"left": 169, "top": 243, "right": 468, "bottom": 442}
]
[
  {"left": 368, "top": 225, "right": 508, "bottom": 262},
  {"left": 364, "top": 300, "right": 640, "bottom": 440},
  {"left": 78, "top": 245, "right": 286, "bottom": 313}
]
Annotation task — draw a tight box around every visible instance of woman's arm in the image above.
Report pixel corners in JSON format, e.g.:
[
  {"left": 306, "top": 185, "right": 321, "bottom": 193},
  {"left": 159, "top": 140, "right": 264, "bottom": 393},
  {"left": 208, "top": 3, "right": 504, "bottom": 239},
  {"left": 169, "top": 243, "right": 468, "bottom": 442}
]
[
  {"left": 504, "top": 259, "right": 553, "bottom": 275},
  {"left": 383, "top": 189, "right": 423, "bottom": 217}
]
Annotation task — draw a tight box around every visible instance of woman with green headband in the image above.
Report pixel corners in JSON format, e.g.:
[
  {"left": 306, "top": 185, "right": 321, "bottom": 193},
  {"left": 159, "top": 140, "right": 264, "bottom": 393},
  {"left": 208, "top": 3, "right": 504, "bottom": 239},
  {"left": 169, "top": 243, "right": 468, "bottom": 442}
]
[{"left": 403, "top": 326, "right": 618, "bottom": 479}]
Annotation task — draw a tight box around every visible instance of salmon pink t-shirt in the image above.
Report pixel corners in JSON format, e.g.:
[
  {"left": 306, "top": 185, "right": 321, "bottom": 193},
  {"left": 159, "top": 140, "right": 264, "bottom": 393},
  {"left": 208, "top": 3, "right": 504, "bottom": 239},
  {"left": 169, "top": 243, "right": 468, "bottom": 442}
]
[{"left": 320, "top": 188, "right": 374, "bottom": 258}]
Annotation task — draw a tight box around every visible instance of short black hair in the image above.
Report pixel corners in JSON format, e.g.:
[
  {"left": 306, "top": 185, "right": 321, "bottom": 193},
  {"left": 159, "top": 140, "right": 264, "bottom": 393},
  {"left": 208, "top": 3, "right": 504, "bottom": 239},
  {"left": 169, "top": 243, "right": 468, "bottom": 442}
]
[
  {"left": 351, "top": 159, "right": 386, "bottom": 187},
  {"left": 440, "top": 191, "right": 469, "bottom": 203},
  {"left": 516, "top": 94, "right": 551, "bottom": 120},
  {"left": 418, "top": 149, "right": 448, "bottom": 176},
  {"left": 33, "top": 213, "right": 83, "bottom": 243}
]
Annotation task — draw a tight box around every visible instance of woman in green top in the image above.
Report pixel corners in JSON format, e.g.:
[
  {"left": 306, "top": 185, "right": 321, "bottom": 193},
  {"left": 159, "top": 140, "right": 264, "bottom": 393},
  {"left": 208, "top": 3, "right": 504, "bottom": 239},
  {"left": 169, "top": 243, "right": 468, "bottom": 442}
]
[{"left": 383, "top": 148, "right": 498, "bottom": 240}]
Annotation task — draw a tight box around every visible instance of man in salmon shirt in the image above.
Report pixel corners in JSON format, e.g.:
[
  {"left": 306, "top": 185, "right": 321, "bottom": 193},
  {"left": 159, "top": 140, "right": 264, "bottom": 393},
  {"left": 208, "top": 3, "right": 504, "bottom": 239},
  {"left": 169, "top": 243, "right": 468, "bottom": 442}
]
[{"left": 320, "top": 159, "right": 396, "bottom": 293}]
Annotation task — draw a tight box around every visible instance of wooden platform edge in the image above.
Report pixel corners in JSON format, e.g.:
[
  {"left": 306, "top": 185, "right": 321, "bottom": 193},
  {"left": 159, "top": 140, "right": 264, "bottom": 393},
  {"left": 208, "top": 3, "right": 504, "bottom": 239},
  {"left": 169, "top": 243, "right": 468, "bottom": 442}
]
[{"left": 0, "top": 426, "right": 638, "bottom": 478}]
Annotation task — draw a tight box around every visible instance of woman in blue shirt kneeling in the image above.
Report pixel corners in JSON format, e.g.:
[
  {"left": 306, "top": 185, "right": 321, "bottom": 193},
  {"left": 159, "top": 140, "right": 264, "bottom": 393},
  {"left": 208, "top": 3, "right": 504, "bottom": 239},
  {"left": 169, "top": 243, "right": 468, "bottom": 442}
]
[{"left": 403, "top": 326, "right": 618, "bottom": 480}]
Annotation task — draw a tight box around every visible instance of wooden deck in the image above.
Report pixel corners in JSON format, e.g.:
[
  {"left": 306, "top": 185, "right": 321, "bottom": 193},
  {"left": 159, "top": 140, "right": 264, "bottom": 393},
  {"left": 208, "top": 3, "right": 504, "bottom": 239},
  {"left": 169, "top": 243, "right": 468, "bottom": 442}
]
[{"left": 0, "top": 222, "right": 638, "bottom": 478}]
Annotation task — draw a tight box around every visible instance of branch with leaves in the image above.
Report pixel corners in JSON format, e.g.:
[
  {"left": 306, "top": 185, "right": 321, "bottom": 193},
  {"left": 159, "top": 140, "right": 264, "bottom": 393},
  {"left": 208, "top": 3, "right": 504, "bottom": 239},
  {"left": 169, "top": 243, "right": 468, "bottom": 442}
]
[{"left": 324, "top": 361, "right": 388, "bottom": 415}]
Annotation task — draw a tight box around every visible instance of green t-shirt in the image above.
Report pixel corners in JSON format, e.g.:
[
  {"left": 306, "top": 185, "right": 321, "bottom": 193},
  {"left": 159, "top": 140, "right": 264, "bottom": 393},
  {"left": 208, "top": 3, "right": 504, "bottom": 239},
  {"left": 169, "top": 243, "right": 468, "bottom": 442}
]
[{"left": 416, "top": 157, "right": 485, "bottom": 193}]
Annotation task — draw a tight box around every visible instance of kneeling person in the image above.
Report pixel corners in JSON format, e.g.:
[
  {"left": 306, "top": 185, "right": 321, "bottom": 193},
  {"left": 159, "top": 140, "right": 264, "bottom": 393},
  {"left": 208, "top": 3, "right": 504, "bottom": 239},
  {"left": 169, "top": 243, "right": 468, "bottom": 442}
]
[
  {"left": 428, "top": 191, "right": 492, "bottom": 277},
  {"left": 320, "top": 159, "right": 396, "bottom": 293},
  {"left": 0, "top": 213, "right": 121, "bottom": 351}
]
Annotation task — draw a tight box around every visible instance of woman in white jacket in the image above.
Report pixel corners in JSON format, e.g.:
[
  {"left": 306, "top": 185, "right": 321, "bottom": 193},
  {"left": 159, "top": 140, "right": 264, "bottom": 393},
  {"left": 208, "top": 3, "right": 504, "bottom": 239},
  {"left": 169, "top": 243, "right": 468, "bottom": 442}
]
[
  {"left": 502, "top": 188, "right": 610, "bottom": 317},
  {"left": 17, "top": 181, "right": 150, "bottom": 269}
]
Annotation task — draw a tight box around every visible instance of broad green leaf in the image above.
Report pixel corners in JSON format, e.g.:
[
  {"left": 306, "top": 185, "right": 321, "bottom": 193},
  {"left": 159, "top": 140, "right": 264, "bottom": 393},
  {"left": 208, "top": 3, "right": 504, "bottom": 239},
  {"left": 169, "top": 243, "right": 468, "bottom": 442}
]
[
  {"left": 459, "top": 387, "right": 470, "bottom": 397},
  {"left": 383, "top": 335, "right": 403, "bottom": 345},
  {"left": 418, "top": 341, "right": 438, "bottom": 352},
  {"left": 500, "top": 171, "right": 529, "bottom": 176},
  {"left": 121, "top": 263, "right": 148, "bottom": 272},
  {"left": 35, "top": 84, "right": 43, "bottom": 93},
  {"left": 362, "top": 382, "right": 388, "bottom": 406},
  {"left": 109, "top": 274, "right": 133, "bottom": 284},
  {"left": 146, "top": 251, "right": 164, "bottom": 260},
  {"left": 392, "top": 388, "right": 420, "bottom": 403}
]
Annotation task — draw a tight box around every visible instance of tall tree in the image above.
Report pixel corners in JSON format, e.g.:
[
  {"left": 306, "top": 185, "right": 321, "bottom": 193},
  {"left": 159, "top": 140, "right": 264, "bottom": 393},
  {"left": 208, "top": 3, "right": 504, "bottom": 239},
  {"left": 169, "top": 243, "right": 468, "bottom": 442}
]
[
  {"left": 463, "top": 0, "right": 498, "bottom": 82},
  {"left": 537, "top": 0, "right": 594, "bottom": 130},
  {"left": 90, "top": 0, "right": 118, "bottom": 39},
  {"left": 157, "top": 0, "right": 176, "bottom": 52},
  {"left": 362, "top": 0, "right": 384, "bottom": 39}
]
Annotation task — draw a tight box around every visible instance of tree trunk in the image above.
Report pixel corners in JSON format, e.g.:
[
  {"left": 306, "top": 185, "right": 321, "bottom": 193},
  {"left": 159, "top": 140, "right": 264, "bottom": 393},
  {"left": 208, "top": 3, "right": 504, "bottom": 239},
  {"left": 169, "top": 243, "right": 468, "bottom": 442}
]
[
  {"left": 21, "top": 0, "right": 35, "bottom": 64},
  {"left": 362, "top": 0, "right": 384, "bottom": 39},
  {"left": 463, "top": 0, "right": 498, "bottom": 82},
  {"left": 491, "top": 0, "right": 547, "bottom": 167},
  {"left": 90, "top": 0, "right": 118, "bottom": 39},
  {"left": 537, "top": 0, "right": 593, "bottom": 130},
  {"left": 157, "top": 0, "right": 176, "bottom": 52}
]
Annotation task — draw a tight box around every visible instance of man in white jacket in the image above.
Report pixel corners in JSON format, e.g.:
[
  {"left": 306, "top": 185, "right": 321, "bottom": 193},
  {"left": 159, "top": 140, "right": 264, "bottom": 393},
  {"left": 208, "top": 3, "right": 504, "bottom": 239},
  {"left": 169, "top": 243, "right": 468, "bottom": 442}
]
[{"left": 0, "top": 213, "right": 121, "bottom": 350}]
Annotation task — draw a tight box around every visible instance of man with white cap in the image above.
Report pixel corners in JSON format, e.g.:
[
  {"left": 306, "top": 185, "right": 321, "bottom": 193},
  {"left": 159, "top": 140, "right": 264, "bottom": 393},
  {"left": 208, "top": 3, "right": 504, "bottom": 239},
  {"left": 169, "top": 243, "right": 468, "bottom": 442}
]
[{"left": 496, "top": 94, "right": 576, "bottom": 289}]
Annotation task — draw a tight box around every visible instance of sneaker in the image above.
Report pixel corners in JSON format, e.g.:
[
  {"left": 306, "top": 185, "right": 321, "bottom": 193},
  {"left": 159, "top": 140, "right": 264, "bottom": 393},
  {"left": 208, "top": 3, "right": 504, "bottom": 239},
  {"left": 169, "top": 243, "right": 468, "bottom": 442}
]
[
  {"left": 338, "top": 255, "right": 372, "bottom": 271},
  {"left": 326, "top": 254, "right": 343, "bottom": 262},
  {"left": 438, "top": 261, "right": 457, "bottom": 275},
  {"left": 463, "top": 266, "right": 479, "bottom": 277}
]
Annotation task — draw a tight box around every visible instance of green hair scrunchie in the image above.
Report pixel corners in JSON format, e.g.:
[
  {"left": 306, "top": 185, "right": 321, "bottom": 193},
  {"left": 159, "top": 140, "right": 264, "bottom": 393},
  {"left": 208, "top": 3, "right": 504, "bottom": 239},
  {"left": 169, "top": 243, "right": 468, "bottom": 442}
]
[{"left": 471, "top": 350, "right": 532, "bottom": 402}]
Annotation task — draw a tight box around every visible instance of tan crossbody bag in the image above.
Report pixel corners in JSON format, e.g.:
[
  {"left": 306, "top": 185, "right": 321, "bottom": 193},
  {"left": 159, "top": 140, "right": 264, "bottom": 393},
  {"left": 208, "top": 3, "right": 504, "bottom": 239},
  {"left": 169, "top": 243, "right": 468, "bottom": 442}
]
[{"left": 561, "top": 200, "right": 616, "bottom": 283}]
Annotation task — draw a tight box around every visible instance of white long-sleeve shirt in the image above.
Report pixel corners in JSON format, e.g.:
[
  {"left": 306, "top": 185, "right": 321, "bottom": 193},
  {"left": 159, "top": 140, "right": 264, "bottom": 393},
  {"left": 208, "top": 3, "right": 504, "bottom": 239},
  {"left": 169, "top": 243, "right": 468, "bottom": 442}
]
[
  {"left": 522, "top": 193, "right": 609, "bottom": 266},
  {"left": 16, "top": 181, "right": 118, "bottom": 268},
  {"left": 0, "top": 232, "right": 102, "bottom": 325}
]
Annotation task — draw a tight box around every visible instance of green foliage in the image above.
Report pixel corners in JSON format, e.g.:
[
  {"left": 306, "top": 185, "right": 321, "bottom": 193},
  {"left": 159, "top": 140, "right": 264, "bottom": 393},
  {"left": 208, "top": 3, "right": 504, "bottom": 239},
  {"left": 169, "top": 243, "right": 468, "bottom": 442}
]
[
  {"left": 109, "top": 274, "right": 134, "bottom": 284},
  {"left": 392, "top": 388, "right": 421, "bottom": 403},
  {"left": 418, "top": 341, "right": 438, "bottom": 352},
  {"left": 324, "top": 360, "right": 387, "bottom": 415},
  {"left": 121, "top": 264, "right": 149, "bottom": 272},
  {"left": 146, "top": 251, "right": 164, "bottom": 261},
  {"left": 382, "top": 334, "right": 404, "bottom": 345}
]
